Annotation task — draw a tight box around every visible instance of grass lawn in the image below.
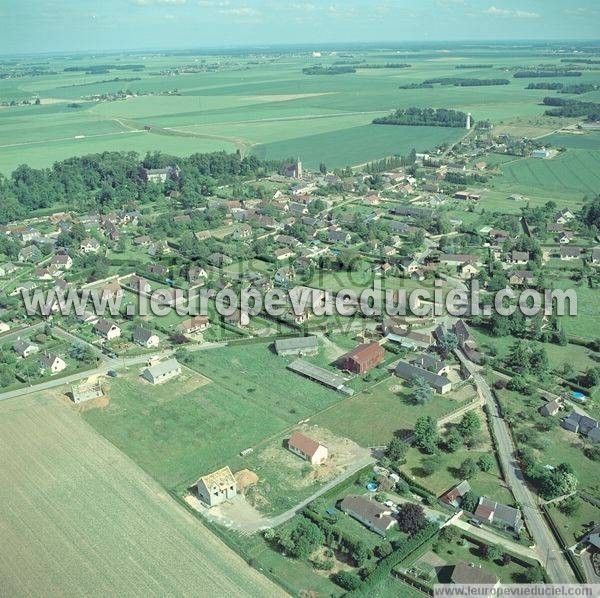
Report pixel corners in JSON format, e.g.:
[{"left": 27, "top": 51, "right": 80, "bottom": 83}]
[
  {"left": 313, "top": 378, "right": 476, "bottom": 447},
  {"left": 83, "top": 342, "right": 346, "bottom": 490},
  {"left": 492, "top": 381, "right": 600, "bottom": 496},
  {"left": 546, "top": 497, "right": 600, "bottom": 547},
  {"left": 409, "top": 535, "right": 533, "bottom": 586},
  {"left": 402, "top": 409, "right": 514, "bottom": 505}
]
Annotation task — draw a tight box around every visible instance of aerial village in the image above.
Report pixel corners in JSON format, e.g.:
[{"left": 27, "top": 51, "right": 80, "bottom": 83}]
[{"left": 1, "top": 123, "right": 600, "bottom": 593}]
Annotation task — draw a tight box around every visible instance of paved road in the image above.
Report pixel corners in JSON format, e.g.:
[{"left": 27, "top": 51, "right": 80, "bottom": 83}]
[{"left": 458, "top": 352, "right": 577, "bottom": 583}]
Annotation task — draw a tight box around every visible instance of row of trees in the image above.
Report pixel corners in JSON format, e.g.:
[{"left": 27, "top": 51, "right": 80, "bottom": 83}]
[{"left": 422, "top": 77, "right": 509, "bottom": 86}]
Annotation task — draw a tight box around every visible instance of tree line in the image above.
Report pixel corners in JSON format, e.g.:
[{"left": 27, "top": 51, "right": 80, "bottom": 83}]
[
  {"left": 373, "top": 107, "right": 469, "bottom": 128},
  {"left": 542, "top": 97, "right": 600, "bottom": 119},
  {"left": 514, "top": 70, "right": 582, "bottom": 78},
  {"left": 0, "top": 150, "right": 284, "bottom": 224}
]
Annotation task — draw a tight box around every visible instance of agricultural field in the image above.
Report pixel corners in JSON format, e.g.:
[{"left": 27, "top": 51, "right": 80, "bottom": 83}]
[
  {"left": 0, "top": 393, "right": 284, "bottom": 597},
  {"left": 491, "top": 149, "right": 600, "bottom": 201},
  {"left": 2, "top": 47, "right": 595, "bottom": 173}
]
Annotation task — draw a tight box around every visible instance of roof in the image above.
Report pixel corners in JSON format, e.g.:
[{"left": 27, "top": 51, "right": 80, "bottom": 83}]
[
  {"left": 475, "top": 497, "right": 522, "bottom": 528},
  {"left": 144, "top": 358, "right": 180, "bottom": 379},
  {"left": 394, "top": 361, "right": 451, "bottom": 391},
  {"left": 442, "top": 480, "right": 471, "bottom": 505},
  {"left": 340, "top": 342, "right": 384, "bottom": 365},
  {"left": 511, "top": 250, "right": 529, "bottom": 261},
  {"left": 451, "top": 561, "right": 498, "bottom": 585},
  {"left": 409, "top": 353, "right": 446, "bottom": 373},
  {"left": 287, "top": 359, "right": 347, "bottom": 390},
  {"left": 133, "top": 326, "right": 156, "bottom": 343},
  {"left": 340, "top": 495, "right": 396, "bottom": 535},
  {"left": 288, "top": 431, "right": 325, "bottom": 458},
  {"left": 197, "top": 466, "right": 236, "bottom": 491},
  {"left": 274, "top": 336, "right": 318, "bottom": 353},
  {"left": 13, "top": 339, "right": 37, "bottom": 353},
  {"left": 95, "top": 318, "right": 119, "bottom": 334},
  {"left": 39, "top": 352, "right": 61, "bottom": 367},
  {"left": 474, "top": 497, "right": 495, "bottom": 520}
]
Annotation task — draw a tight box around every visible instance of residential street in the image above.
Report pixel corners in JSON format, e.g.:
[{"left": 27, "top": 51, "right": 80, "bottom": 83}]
[{"left": 457, "top": 351, "right": 577, "bottom": 584}]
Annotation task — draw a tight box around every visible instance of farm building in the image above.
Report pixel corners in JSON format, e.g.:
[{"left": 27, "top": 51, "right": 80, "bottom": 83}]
[
  {"left": 338, "top": 342, "right": 385, "bottom": 374},
  {"left": 274, "top": 336, "right": 318, "bottom": 357},
  {"left": 132, "top": 326, "right": 159, "bottom": 348},
  {"left": 394, "top": 361, "right": 452, "bottom": 394},
  {"left": 141, "top": 359, "right": 181, "bottom": 385},
  {"left": 287, "top": 431, "right": 328, "bottom": 465},
  {"left": 339, "top": 495, "right": 397, "bottom": 537},
  {"left": 196, "top": 466, "right": 237, "bottom": 507},
  {"left": 286, "top": 359, "right": 352, "bottom": 394}
]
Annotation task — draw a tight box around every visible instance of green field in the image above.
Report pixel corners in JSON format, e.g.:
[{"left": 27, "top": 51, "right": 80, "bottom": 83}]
[
  {"left": 1, "top": 48, "right": 589, "bottom": 173},
  {"left": 0, "top": 393, "right": 283, "bottom": 597},
  {"left": 492, "top": 150, "right": 600, "bottom": 201},
  {"left": 313, "top": 378, "right": 477, "bottom": 447},
  {"left": 83, "top": 342, "right": 345, "bottom": 490}
]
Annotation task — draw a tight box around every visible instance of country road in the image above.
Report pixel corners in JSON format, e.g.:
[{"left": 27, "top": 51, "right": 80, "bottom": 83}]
[{"left": 457, "top": 351, "right": 577, "bottom": 584}]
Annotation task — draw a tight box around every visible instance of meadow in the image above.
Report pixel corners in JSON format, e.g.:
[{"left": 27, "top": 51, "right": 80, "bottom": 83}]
[
  {"left": 0, "top": 393, "right": 283, "bottom": 597},
  {"left": 83, "top": 342, "right": 345, "bottom": 490},
  {"left": 2, "top": 46, "right": 594, "bottom": 173}
]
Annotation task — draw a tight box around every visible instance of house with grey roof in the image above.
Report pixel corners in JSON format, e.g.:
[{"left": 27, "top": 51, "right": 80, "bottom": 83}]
[
  {"left": 141, "top": 359, "right": 181, "bottom": 385},
  {"left": 13, "top": 339, "right": 39, "bottom": 358},
  {"left": 408, "top": 353, "right": 449, "bottom": 376},
  {"left": 339, "top": 494, "right": 397, "bottom": 537},
  {"left": 132, "top": 326, "right": 159, "bottom": 348}
]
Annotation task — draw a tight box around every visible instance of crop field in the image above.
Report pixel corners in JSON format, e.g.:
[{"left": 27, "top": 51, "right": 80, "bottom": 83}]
[
  {"left": 492, "top": 150, "right": 600, "bottom": 201},
  {"left": 1, "top": 48, "right": 590, "bottom": 173},
  {"left": 83, "top": 342, "right": 345, "bottom": 490},
  {"left": 0, "top": 393, "right": 283, "bottom": 597}
]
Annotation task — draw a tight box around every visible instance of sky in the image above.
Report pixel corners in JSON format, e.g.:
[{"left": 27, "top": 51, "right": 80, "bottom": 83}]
[{"left": 0, "top": 0, "right": 599, "bottom": 55}]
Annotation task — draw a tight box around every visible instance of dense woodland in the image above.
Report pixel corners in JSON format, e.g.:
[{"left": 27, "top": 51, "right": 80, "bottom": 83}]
[
  {"left": 542, "top": 97, "right": 600, "bottom": 119},
  {"left": 373, "top": 107, "right": 469, "bottom": 128},
  {"left": 0, "top": 150, "right": 283, "bottom": 224}
]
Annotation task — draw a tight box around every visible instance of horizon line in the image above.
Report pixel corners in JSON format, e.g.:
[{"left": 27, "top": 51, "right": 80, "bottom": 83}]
[{"left": 2, "top": 38, "right": 600, "bottom": 59}]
